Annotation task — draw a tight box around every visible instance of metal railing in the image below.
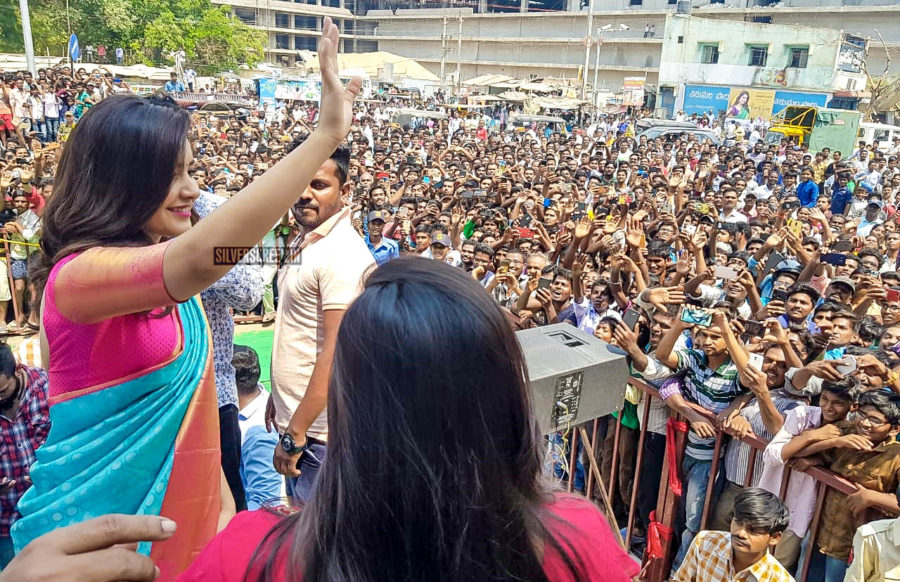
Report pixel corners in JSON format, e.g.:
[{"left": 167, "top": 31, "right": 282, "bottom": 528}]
[{"left": 556, "top": 377, "right": 866, "bottom": 582}]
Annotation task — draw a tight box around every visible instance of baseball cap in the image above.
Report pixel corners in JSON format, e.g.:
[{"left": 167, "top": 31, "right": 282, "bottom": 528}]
[
  {"left": 830, "top": 276, "right": 856, "bottom": 293},
  {"left": 367, "top": 210, "right": 386, "bottom": 222},
  {"left": 867, "top": 199, "right": 884, "bottom": 209},
  {"left": 431, "top": 231, "right": 450, "bottom": 247},
  {"left": 774, "top": 259, "right": 802, "bottom": 277}
]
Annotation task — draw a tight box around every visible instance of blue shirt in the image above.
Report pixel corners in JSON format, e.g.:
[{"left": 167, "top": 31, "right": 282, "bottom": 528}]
[
  {"left": 365, "top": 235, "right": 399, "bottom": 266},
  {"left": 831, "top": 186, "right": 853, "bottom": 215},
  {"left": 196, "top": 193, "right": 266, "bottom": 407},
  {"left": 797, "top": 180, "right": 820, "bottom": 208},
  {"left": 238, "top": 390, "right": 283, "bottom": 510},
  {"left": 164, "top": 80, "right": 185, "bottom": 92}
]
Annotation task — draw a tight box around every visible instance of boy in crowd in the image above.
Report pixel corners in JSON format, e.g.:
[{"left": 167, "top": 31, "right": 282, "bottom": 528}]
[
  {"left": 758, "top": 374, "right": 860, "bottom": 570},
  {"left": 655, "top": 307, "right": 750, "bottom": 567},
  {"left": 673, "top": 488, "right": 794, "bottom": 582},
  {"left": 786, "top": 390, "right": 900, "bottom": 581}
]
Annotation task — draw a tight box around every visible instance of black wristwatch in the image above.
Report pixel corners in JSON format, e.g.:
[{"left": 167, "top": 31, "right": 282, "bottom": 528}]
[{"left": 280, "top": 432, "right": 306, "bottom": 455}]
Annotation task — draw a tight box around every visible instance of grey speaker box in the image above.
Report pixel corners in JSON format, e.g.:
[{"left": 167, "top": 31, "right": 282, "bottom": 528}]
[{"left": 516, "top": 323, "right": 629, "bottom": 435}]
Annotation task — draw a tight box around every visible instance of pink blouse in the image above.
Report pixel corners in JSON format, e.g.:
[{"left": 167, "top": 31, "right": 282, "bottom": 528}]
[
  {"left": 44, "top": 243, "right": 182, "bottom": 401},
  {"left": 178, "top": 495, "right": 640, "bottom": 582}
]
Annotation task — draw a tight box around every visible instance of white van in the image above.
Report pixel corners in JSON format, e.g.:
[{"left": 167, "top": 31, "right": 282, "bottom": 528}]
[{"left": 858, "top": 122, "right": 900, "bottom": 152}]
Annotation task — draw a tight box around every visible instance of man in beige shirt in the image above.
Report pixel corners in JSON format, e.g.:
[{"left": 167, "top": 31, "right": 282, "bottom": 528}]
[
  {"left": 846, "top": 516, "right": 900, "bottom": 582},
  {"left": 268, "top": 142, "right": 375, "bottom": 503}
]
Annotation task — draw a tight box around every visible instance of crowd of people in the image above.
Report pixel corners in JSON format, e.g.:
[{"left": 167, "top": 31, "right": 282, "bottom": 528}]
[{"left": 3, "top": 19, "right": 900, "bottom": 582}]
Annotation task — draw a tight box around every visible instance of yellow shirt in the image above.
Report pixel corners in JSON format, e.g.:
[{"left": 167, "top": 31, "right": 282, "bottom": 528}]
[
  {"left": 846, "top": 517, "right": 900, "bottom": 582},
  {"left": 673, "top": 530, "right": 795, "bottom": 582}
]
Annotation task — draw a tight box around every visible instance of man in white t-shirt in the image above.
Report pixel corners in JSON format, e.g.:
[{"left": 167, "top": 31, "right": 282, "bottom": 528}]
[{"left": 269, "top": 142, "right": 375, "bottom": 504}]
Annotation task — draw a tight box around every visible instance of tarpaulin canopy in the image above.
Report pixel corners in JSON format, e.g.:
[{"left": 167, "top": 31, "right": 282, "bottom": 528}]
[
  {"left": 529, "top": 96, "right": 585, "bottom": 110},
  {"left": 463, "top": 73, "right": 515, "bottom": 87},
  {"left": 297, "top": 50, "right": 438, "bottom": 82}
]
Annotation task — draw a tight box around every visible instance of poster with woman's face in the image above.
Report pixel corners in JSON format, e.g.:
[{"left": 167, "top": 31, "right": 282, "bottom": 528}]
[{"left": 726, "top": 88, "right": 775, "bottom": 121}]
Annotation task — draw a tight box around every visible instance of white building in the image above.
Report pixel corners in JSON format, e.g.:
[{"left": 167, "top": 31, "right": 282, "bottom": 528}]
[
  {"left": 657, "top": 14, "right": 869, "bottom": 119},
  {"left": 214, "top": 0, "right": 899, "bottom": 105}
]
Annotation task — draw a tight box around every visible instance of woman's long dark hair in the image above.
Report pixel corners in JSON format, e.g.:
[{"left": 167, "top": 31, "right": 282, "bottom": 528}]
[
  {"left": 31, "top": 94, "right": 190, "bottom": 295},
  {"left": 251, "top": 258, "right": 586, "bottom": 581}
]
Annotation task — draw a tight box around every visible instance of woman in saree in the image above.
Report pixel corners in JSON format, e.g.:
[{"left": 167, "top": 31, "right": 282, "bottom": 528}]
[{"left": 10, "top": 19, "right": 359, "bottom": 580}]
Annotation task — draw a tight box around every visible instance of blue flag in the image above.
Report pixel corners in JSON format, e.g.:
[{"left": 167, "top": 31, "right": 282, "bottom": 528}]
[{"left": 69, "top": 34, "right": 80, "bottom": 62}]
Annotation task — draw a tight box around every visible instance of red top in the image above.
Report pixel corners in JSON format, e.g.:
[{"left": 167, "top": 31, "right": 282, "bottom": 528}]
[{"left": 178, "top": 494, "right": 639, "bottom": 582}]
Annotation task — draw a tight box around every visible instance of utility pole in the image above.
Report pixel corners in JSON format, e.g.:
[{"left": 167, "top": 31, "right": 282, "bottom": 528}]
[
  {"left": 19, "top": 0, "right": 36, "bottom": 76},
  {"left": 456, "top": 12, "right": 463, "bottom": 94},
  {"left": 440, "top": 14, "right": 448, "bottom": 93},
  {"left": 592, "top": 32, "right": 601, "bottom": 107},
  {"left": 580, "top": 0, "right": 595, "bottom": 101}
]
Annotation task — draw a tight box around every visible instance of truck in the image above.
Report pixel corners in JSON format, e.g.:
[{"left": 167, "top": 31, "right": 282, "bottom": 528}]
[{"left": 764, "top": 106, "right": 861, "bottom": 154}]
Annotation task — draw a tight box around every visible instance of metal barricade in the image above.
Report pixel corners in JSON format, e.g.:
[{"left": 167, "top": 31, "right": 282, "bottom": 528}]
[{"left": 555, "top": 377, "right": 863, "bottom": 582}]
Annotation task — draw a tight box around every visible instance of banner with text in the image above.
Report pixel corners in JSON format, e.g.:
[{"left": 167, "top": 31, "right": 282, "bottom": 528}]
[{"left": 681, "top": 84, "right": 829, "bottom": 120}]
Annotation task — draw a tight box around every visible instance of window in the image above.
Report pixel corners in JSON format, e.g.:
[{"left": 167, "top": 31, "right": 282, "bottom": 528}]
[
  {"left": 234, "top": 8, "right": 255, "bottom": 24},
  {"left": 295, "top": 36, "right": 316, "bottom": 50},
  {"left": 751, "top": 16, "right": 772, "bottom": 23},
  {"left": 748, "top": 46, "right": 768, "bottom": 67},
  {"left": 275, "top": 34, "right": 290, "bottom": 49},
  {"left": 788, "top": 47, "right": 809, "bottom": 68},
  {"left": 700, "top": 44, "right": 719, "bottom": 64},
  {"left": 274, "top": 13, "right": 289, "bottom": 28},
  {"left": 294, "top": 16, "right": 317, "bottom": 30},
  {"left": 629, "top": 0, "right": 642, "bottom": 5}
]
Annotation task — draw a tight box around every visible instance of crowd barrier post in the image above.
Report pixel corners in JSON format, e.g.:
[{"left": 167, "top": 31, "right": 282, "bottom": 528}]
[{"left": 578, "top": 425, "right": 626, "bottom": 550}]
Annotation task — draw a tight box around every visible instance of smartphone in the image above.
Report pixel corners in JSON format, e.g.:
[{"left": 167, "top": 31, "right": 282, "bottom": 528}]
[
  {"left": 713, "top": 265, "right": 738, "bottom": 280},
  {"left": 762, "top": 252, "right": 786, "bottom": 276},
  {"left": 835, "top": 356, "right": 857, "bottom": 376},
  {"left": 543, "top": 197, "right": 552, "bottom": 208},
  {"left": 402, "top": 220, "right": 412, "bottom": 232},
  {"left": 771, "top": 289, "right": 790, "bottom": 303},
  {"left": 498, "top": 259, "right": 510, "bottom": 276},
  {"left": 474, "top": 189, "right": 488, "bottom": 198},
  {"left": 623, "top": 308, "right": 641, "bottom": 331},
  {"left": 680, "top": 306, "right": 712, "bottom": 327},
  {"left": 537, "top": 278, "right": 552, "bottom": 291},
  {"left": 787, "top": 219, "right": 803, "bottom": 237},
  {"left": 716, "top": 221, "right": 739, "bottom": 234},
  {"left": 821, "top": 253, "right": 847, "bottom": 266},
  {"left": 742, "top": 320, "right": 765, "bottom": 337},
  {"left": 691, "top": 202, "right": 710, "bottom": 215},
  {"left": 515, "top": 227, "right": 535, "bottom": 239},
  {"left": 748, "top": 353, "right": 764, "bottom": 371},
  {"left": 832, "top": 239, "right": 854, "bottom": 252},
  {"left": 887, "top": 289, "right": 900, "bottom": 303},
  {"left": 576, "top": 202, "right": 587, "bottom": 212},
  {"left": 683, "top": 224, "right": 697, "bottom": 236}
]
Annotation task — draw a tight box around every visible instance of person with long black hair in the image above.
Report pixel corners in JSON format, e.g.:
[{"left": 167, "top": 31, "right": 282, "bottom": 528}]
[
  {"left": 180, "top": 257, "right": 639, "bottom": 582},
  {"left": 10, "top": 18, "right": 359, "bottom": 580}
]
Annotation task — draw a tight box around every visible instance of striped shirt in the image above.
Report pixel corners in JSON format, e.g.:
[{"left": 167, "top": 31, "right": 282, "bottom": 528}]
[
  {"left": 723, "top": 390, "right": 801, "bottom": 487},
  {"left": 675, "top": 349, "right": 745, "bottom": 460},
  {"left": 673, "top": 530, "right": 795, "bottom": 582}
]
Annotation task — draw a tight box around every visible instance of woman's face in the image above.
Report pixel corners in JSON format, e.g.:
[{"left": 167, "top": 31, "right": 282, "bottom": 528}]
[{"left": 143, "top": 141, "right": 200, "bottom": 242}]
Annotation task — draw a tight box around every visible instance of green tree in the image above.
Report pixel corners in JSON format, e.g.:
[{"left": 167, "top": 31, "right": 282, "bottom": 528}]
[
  {"left": 0, "top": 0, "right": 24, "bottom": 53},
  {"left": 21, "top": 0, "right": 264, "bottom": 72}
]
